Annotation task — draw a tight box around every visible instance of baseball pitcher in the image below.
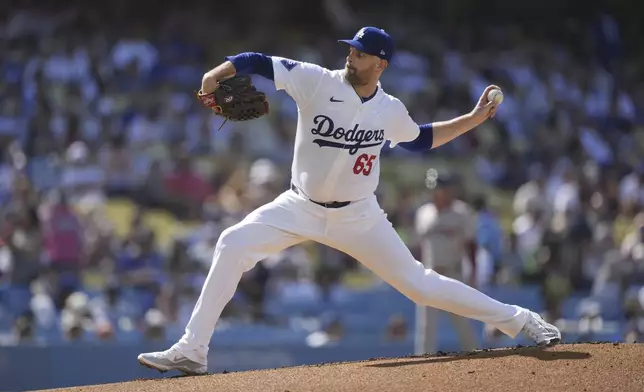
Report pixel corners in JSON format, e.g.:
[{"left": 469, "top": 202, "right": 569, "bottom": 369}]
[{"left": 138, "top": 26, "right": 560, "bottom": 375}]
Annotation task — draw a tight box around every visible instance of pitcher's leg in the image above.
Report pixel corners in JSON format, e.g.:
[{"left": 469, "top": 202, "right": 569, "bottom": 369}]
[
  {"left": 332, "top": 217, "right": 528, "bottom": 338},
  {"left": 139, "top": 192, "right": 309, "bottom": 372},
  {"left": 175, "top": 221, "right": 302, "bottom": 362}
]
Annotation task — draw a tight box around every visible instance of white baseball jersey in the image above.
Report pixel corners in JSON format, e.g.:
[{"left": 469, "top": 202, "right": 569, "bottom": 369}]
[{"left": 271, "top": 56, "right": 420, "bottom": 202}]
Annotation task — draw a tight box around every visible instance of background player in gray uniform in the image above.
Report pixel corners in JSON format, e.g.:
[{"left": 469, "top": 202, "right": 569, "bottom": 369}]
[{"left": 414, "top": 170, "right": 479, "bottom": 354}]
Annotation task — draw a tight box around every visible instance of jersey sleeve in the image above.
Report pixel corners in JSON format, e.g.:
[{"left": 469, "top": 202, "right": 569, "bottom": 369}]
[
  {"left": 271, "top": 56, "right": 326, "bottom": 108},
  {"left": 386, "top": 99, "right": 421, "bottom": 148}
]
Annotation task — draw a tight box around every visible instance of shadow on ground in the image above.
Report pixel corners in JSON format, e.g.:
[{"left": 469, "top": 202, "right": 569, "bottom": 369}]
[{"left": 367, "top": 345, "right": 592, "bottom": 368}]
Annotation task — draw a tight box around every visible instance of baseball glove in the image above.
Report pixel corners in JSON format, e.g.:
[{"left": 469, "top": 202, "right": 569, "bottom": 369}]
[{"left": 196, "top": 76, "right": 269, "bottom": 124}]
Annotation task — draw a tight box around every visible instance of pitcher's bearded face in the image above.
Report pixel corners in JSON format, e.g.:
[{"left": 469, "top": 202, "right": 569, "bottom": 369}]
[{"left": 344, "top": 47, "right": 384, "bottom": 86}]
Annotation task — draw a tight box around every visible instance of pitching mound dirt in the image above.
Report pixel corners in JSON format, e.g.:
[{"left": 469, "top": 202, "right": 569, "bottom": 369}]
[{"left": 40, "top": 343, "right": 644, "bottom": 392}]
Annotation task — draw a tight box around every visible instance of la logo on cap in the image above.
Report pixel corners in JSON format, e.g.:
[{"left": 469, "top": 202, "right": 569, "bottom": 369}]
[{"left": 356, "top": 28, "right": 366, "bottom": 38}]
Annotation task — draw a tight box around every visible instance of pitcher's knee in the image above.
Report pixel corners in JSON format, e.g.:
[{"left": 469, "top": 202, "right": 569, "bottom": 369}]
[
  {"left": 214, "top": 226, "right": 249, "bottom": 263},
  {"left": 399, "top": 268, "right": 445, "bottom": 304}
]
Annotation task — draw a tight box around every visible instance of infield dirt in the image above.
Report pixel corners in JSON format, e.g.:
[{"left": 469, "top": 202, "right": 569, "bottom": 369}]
[{"left": 38, "top": 343, "right": 644, "bottom": 392}]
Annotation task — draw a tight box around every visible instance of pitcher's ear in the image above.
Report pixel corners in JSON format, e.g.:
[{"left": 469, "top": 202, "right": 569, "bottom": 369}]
[{"left": 378, "top": 59, "right": 388, "bottom": 72}]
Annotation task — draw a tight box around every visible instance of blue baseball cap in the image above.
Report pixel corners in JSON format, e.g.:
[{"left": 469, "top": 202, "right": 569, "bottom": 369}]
[{"left": 338, "top": 26, "right": 394, "bottom": 62}]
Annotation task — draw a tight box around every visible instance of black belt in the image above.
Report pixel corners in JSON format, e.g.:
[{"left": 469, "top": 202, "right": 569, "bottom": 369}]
[{"left": 290, "top": 183, "right": 351, "bottom": 209}]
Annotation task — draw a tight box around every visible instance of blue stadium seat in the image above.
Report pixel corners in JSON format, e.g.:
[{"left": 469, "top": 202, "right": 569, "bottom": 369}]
[
  {"left": 264, "top": 298, "right": 326, "bottom": 318},
  {"left": 115, "top": 326, "right": 144, "bottom": 343},
  {"left": 0, "top": 306, "right": 13, "bottom": 332},
  {"left": 213, "top": 323, "right": 309, "bottom": 345},
  {"left": 340, "top": 313, "right": 389, "bottom": 334},
  {"left": 482, "top": 285, "right": 544, "bottom": 311},
  {"left": 560, "top": 293, "right": 587, "bottom": 319},
  {"left": 590, "top": 283, "right": 624, "bottom": 321},
  {"left": 35, "top": 322, "right": 64, "bottom": 344},
  {"left": 4, "top": 285, "right": 32, "bottom": 317}
]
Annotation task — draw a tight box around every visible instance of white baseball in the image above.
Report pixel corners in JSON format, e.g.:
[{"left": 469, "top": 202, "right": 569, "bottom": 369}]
[{"left": 487, "top": 89, "right": 504, "bottom": 105}]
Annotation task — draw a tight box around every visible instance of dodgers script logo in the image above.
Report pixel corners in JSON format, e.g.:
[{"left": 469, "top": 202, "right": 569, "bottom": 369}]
[{"left": 311, "top": 114, "right": 384, "bottom": 155}]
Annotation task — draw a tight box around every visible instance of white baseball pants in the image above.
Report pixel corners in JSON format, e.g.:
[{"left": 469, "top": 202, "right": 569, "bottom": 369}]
[
  {"left": 175, "top": 190, "right": 528, "bottom": 364},
  {"left": 415, "top": 267, "right": 479, "bottom": 355}
]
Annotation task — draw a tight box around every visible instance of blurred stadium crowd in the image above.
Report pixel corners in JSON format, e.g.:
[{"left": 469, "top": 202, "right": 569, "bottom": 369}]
[{"left": 1, "top": 1, "right": 644, "bottom": 348}]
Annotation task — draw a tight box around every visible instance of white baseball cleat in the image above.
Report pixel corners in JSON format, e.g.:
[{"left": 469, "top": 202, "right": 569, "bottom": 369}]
[
  {"left": 137, "top": 347, "right": 207, "bottom": 375},
  {"left": 521, "top": 311, "right": 561, "bottom": 347}
]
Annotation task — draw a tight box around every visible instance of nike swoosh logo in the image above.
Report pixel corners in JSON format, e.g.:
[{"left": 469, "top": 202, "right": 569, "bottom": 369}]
[
  {"left": 330, "top": 97, "right": 343, "bottom": 102},
  {"left": 170, "top": 356, "right": 202, "bottom": 368}
]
